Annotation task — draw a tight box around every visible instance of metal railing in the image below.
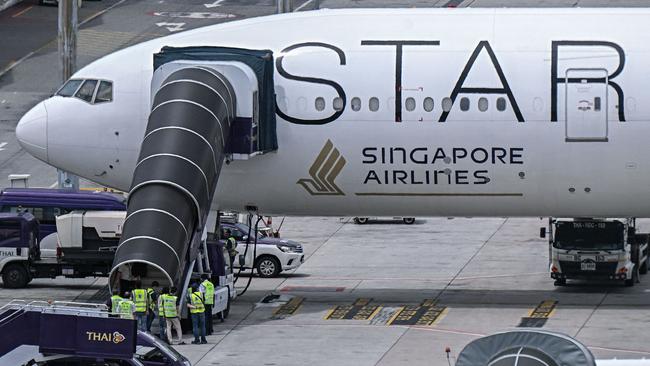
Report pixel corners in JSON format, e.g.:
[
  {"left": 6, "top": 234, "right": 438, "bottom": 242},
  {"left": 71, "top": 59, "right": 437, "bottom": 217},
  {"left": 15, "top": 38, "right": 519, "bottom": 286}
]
[{"left": 0, "top": 299, "right": 115, "bottom": 323}]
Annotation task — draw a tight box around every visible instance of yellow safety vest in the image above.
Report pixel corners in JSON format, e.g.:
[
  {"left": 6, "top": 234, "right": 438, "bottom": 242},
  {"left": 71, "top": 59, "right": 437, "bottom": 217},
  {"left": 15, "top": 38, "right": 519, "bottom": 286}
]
[
  {"left": 133, "top": 289, "right": 147, "bottom": 313},
  {"left": 110, "top": 295, "right": 123, "bottom": 313},
  {"left": 162, "top": 294, "right": 178, "bottom": 318},
  {"left": 202, "top": 280, "right": 215, "bottom": 305},
  {"left": 119, "top": 300, "right": 135, "bottom": 319},
  {"left": 158, "top": 295, "right": 165, "bottom": 316},
  {"left": 147, "top": 288, "right": 155, "bottom": 310},
  {"left": 189, "top": 292, "right": 205, "bottom": 314}
]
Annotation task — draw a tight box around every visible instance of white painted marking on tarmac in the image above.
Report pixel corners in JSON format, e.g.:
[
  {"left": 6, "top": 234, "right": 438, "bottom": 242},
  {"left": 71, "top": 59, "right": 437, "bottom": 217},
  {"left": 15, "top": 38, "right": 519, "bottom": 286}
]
[
  {"left": 49, "top": 181, "right": 58, "bottom": 189},
  {"left": 294, "top": 0, "right": 314, "bottom": 12},
  {"left": 0, "top": 142, "right": 7, "bottom": 151},
  {"left": 204, "top": 0, "right": 224, "bottom": 8},
  {"left": 155, "top": 22, "right": 186, "bottom": 32},
  {"left": 153, "top": 11, "right": 235, "bottom": 19}
]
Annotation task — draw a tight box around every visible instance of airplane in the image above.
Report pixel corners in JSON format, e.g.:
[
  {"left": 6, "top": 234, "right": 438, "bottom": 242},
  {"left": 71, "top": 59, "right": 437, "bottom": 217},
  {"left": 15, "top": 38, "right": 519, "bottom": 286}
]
[{"left": 15, "top": 8, "right": 650, "bottom": 219}]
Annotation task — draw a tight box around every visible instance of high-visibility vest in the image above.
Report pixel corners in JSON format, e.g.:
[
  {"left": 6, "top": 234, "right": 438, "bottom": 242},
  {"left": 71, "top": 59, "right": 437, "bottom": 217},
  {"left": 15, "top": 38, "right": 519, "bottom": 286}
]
[
  {"left": 162, "top": 294, "right": 178, "bottom": 318},
  {"left": 202, "top": 279, "right": 215, "bottom": 305},
  {"left": 119, "top": 300, "right": 135, "bottom": 319},
  {"left": 110, "top": 295, "right": 123, "bottom": 313},
  {"left": 133, "top": 289, "right": 147, "bottom": 313},
  {"left": 189, "top": 292, "right": 205, "bottom": 314},
  {"left": 158, "top": 295, "right": 165, "bottom": 316},
  {"left": 147, "top": 288, "right": 155, "bottom": 310}
]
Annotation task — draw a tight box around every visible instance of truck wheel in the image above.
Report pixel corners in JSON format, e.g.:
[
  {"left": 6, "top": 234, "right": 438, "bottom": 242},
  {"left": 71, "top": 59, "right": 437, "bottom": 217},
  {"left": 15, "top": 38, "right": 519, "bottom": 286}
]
[
  {"left": 625, "top": 271, "right": 637, "bottom": 287},
  {"left": 256, "top": 256, "right": 280, "bottom": 278},
  {"left": 403, "top": 217, "right": 415, "bottom": 225},
  {"left": 354, "top": 217, "right": 368, "bottom": 225},
  {"left": 2, "top": 264, "right": 29, "bottom": 288}
]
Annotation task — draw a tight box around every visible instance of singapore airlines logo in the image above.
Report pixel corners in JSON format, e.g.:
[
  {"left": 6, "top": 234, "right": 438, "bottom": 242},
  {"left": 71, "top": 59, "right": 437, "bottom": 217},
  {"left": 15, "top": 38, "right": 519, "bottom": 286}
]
[{"left": 297, "top": 140, "right": 346, "bottom": 196}]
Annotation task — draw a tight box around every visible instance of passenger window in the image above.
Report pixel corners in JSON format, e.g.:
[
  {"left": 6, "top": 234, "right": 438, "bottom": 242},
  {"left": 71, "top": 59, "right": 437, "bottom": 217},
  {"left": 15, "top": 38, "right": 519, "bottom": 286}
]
[
  {"left": 75, "top": 80, "right": 98, "bottom": 103},
  {"left": 333, "top": 97, "right": 344, "bottom": 111},
  {"left": 460, "top": 97, "right": 470, "bottom": 111},
  {"left": 442, "top": 97, "right": 452, "bottom": 112},
  {"left": 94, "top": 81, "right": 113, "bottom": 103},
  {"left": 351, "top": 97, "right": 361, "bottom": 111},
  {"left": 405, "top": 97, "right": 416, "bottom": 112},
  {"left": 56, "top": 79, "right": 83, "bottom": 97},
  {"left": 423, "top": 97, "right": 434, "bottom": 112},
  {"left": 0, "top": 222, "right": 21, "bottom": 247},
  {"left": 497, "top": 97, "right": 507, "bottom": 111},
  {"left": 369, "top": 97, "right": 379, "bottom": 112},
  {"left": 232, "top": 230, "right": 244, "bottom": 240},
  {"left": 478, "top": 97, "right": 489, "bottom": 112},
  {"left": 315, "top": 97, "right": 325, "bottom": 111}
]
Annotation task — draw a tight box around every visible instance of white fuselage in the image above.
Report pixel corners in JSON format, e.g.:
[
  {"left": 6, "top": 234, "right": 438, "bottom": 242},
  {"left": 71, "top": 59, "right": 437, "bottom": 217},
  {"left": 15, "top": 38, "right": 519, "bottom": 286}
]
[{"left": 16, "top": 8, "right": 650, "bottom": 217}]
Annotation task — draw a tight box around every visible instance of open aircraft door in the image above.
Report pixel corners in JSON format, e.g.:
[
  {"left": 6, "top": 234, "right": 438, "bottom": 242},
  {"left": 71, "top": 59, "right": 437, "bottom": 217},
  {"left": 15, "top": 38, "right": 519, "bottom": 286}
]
[{"left": 565, "top": 68, "right": 608, "bottom": 142}]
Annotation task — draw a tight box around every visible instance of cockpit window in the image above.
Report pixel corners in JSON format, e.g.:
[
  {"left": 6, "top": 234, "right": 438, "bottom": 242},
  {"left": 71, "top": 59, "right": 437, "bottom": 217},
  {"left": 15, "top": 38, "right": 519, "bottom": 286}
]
[
  {"left": 56, "top": 79, "right": 114, "bottom": 104},
  {"left": 75, "top": 79, "right": 98, "bottom": 103},
  {"left": 95, "top": 81, "right": 113, "bottom": 103},
  {"left": 56, "top": 79, "right": 83, "bottom": 97}
]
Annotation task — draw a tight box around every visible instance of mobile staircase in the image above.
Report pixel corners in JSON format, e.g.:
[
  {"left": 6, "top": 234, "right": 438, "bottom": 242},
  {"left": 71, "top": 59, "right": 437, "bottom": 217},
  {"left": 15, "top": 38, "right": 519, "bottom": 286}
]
[{"left": 0, "top": 300, "right": 136, "bottom": 361}]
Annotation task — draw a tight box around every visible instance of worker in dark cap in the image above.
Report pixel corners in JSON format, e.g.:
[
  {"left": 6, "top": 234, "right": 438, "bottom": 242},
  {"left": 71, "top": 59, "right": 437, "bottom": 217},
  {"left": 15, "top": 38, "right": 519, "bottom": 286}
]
[{"left": 187, "top": 283, "right": 207, "bottom": 344}]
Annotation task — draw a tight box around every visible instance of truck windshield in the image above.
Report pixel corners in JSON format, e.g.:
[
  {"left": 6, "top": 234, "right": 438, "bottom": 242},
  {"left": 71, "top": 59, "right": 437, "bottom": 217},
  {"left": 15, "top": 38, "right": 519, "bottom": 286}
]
[{"left": 554, "top": 222, "right": 624, "bottom": 250}]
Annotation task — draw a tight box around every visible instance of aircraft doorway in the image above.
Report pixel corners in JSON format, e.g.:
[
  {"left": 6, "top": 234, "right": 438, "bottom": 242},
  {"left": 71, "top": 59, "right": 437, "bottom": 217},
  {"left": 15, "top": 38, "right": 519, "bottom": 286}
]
[{"left": 565, "top": 69, "right": 608, "bottom": 142}]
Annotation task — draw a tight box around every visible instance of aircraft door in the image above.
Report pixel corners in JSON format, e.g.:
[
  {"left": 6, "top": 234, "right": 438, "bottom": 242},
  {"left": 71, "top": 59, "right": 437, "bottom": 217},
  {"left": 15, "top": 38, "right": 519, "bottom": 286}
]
[{"left": 565, "top": 69, "right": 608, "bottom": 142}]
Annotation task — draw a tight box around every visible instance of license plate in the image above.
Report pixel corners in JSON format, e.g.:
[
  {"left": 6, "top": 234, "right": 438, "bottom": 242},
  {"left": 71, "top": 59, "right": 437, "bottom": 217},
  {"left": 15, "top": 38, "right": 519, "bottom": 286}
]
[{"left": 581, "top": 262, "right": 596, "bottom": 271}]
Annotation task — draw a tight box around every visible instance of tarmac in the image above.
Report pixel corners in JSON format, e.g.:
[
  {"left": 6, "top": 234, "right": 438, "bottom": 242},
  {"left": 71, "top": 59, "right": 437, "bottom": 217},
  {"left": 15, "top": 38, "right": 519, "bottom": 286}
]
[{"left": 1, "top": 0, "right": 650, "bottom": 365}]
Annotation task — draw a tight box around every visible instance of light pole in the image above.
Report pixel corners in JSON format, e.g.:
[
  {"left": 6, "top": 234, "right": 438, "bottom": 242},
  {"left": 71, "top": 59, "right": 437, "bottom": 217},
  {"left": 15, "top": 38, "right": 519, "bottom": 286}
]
[
  {"left": 58, "top": 0, "right": 80, "bottom": 190},
  {"left": 278, "top": 0, "right": 292, "bottom": 13}
]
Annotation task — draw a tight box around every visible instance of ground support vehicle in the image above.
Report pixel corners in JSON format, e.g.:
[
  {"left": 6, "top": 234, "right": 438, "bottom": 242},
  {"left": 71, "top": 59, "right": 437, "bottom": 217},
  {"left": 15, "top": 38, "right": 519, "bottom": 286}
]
[
  {"left": 0, "top": 211, "right": 123, "bottom": 288},
  {"left": 542, "top": 218, "right": 649, "bottom": 286},
  {"left": 0, "top": 300, "right": 189, "bottom": 366},
  {"left": 0, "top": 188, "right": 126, "bottom": 241},
  {"left": 218, "top": 222, "right": 304, "bottom": 278}
]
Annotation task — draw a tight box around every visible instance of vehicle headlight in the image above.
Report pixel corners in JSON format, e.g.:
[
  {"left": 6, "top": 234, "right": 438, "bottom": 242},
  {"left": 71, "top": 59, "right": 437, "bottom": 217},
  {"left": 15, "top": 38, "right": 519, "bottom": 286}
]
[{"left": 277, "top": 245, "right": 293, "bottom": 253}]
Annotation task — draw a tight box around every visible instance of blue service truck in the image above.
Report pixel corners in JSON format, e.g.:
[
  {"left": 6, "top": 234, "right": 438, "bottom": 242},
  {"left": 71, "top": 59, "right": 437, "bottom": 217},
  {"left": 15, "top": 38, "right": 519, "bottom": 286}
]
[{"left": 0, "top": 211, "right": 126, "bottom": 288}]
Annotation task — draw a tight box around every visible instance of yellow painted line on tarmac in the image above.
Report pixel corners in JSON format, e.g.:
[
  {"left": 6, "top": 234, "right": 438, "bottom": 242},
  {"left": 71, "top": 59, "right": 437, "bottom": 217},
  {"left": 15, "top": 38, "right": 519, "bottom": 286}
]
[
  {"left": 12, "top": 5, "right": 33, "bottom": 18},
  {"left": 386, "top": 306, "right": 404, "bottom": 326},
  {"left": 431, "top": 307, "right": 449, "bottom": 326}
]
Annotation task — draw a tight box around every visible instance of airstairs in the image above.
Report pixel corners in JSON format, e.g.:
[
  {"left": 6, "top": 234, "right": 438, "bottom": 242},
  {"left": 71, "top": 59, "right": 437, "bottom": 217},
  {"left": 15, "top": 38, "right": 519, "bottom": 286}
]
[
  {"left": 108, "top": 47, "right": 277, "bottom": 303},
  {"left": 0, "top": 300, "right": 136, "bottom": 360}
]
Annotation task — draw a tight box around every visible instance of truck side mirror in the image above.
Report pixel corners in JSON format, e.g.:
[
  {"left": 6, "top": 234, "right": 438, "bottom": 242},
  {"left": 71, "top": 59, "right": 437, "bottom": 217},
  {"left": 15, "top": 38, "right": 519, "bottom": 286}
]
[{"left": 540, "top": 228, "right": 546, "bottom": 238}]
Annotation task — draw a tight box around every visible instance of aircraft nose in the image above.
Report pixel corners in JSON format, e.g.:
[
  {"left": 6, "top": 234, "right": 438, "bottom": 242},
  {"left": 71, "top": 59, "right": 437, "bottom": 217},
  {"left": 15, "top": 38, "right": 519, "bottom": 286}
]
[{"left": 16, "top": 101, "right": 48, "bottom": 163}]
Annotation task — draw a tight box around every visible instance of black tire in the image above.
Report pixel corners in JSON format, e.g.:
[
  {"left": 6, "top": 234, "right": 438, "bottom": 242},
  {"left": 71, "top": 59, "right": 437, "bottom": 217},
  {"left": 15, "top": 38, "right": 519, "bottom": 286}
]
[
  {"left": 625, "top": 278, "right": 634, "bottom": 287},
  {"left": 403, "top": 217, "right": 415, "bottom": 225},
  {"left": 625, "top": 270, "right": 637, "bottom": 287},
  {"left": 2, "top": 263, "right": 29, "bottom": 288},
  {"left": 255, "top": 256, "right": 281, "bottom": 278},
  {"left": 354, "top": 217, "right": 368, "bottom": 225}
]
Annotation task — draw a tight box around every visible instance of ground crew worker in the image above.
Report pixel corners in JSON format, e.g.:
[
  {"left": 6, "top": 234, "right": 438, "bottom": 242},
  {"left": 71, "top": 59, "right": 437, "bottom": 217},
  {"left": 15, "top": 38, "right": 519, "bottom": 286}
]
[
  {"left": 156, "top": 287, "right": 167, "bottom": 342},
  {"left": 119, "top": 291, "right": 136, "bottom": 320},
  {"left": 200, "top": 274, "right": 215, "bottom": 335},
  {"left": 132, "top": 281, "right": 149, "bottom": 332},
  {"left": 146, "top": 281, "right": 160, "bottom": 332},
  {"left": 187, "top": 283, "right": 207, "bottom": 344},
  {"left": 223, "top": 229, "right": 238, "bottom": 268},
  {"left": 162, "top": 287, "right": 184, "bottom": 345},
  {"left": 107, "top": 291, "right": 123, "bottom": 317}
]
